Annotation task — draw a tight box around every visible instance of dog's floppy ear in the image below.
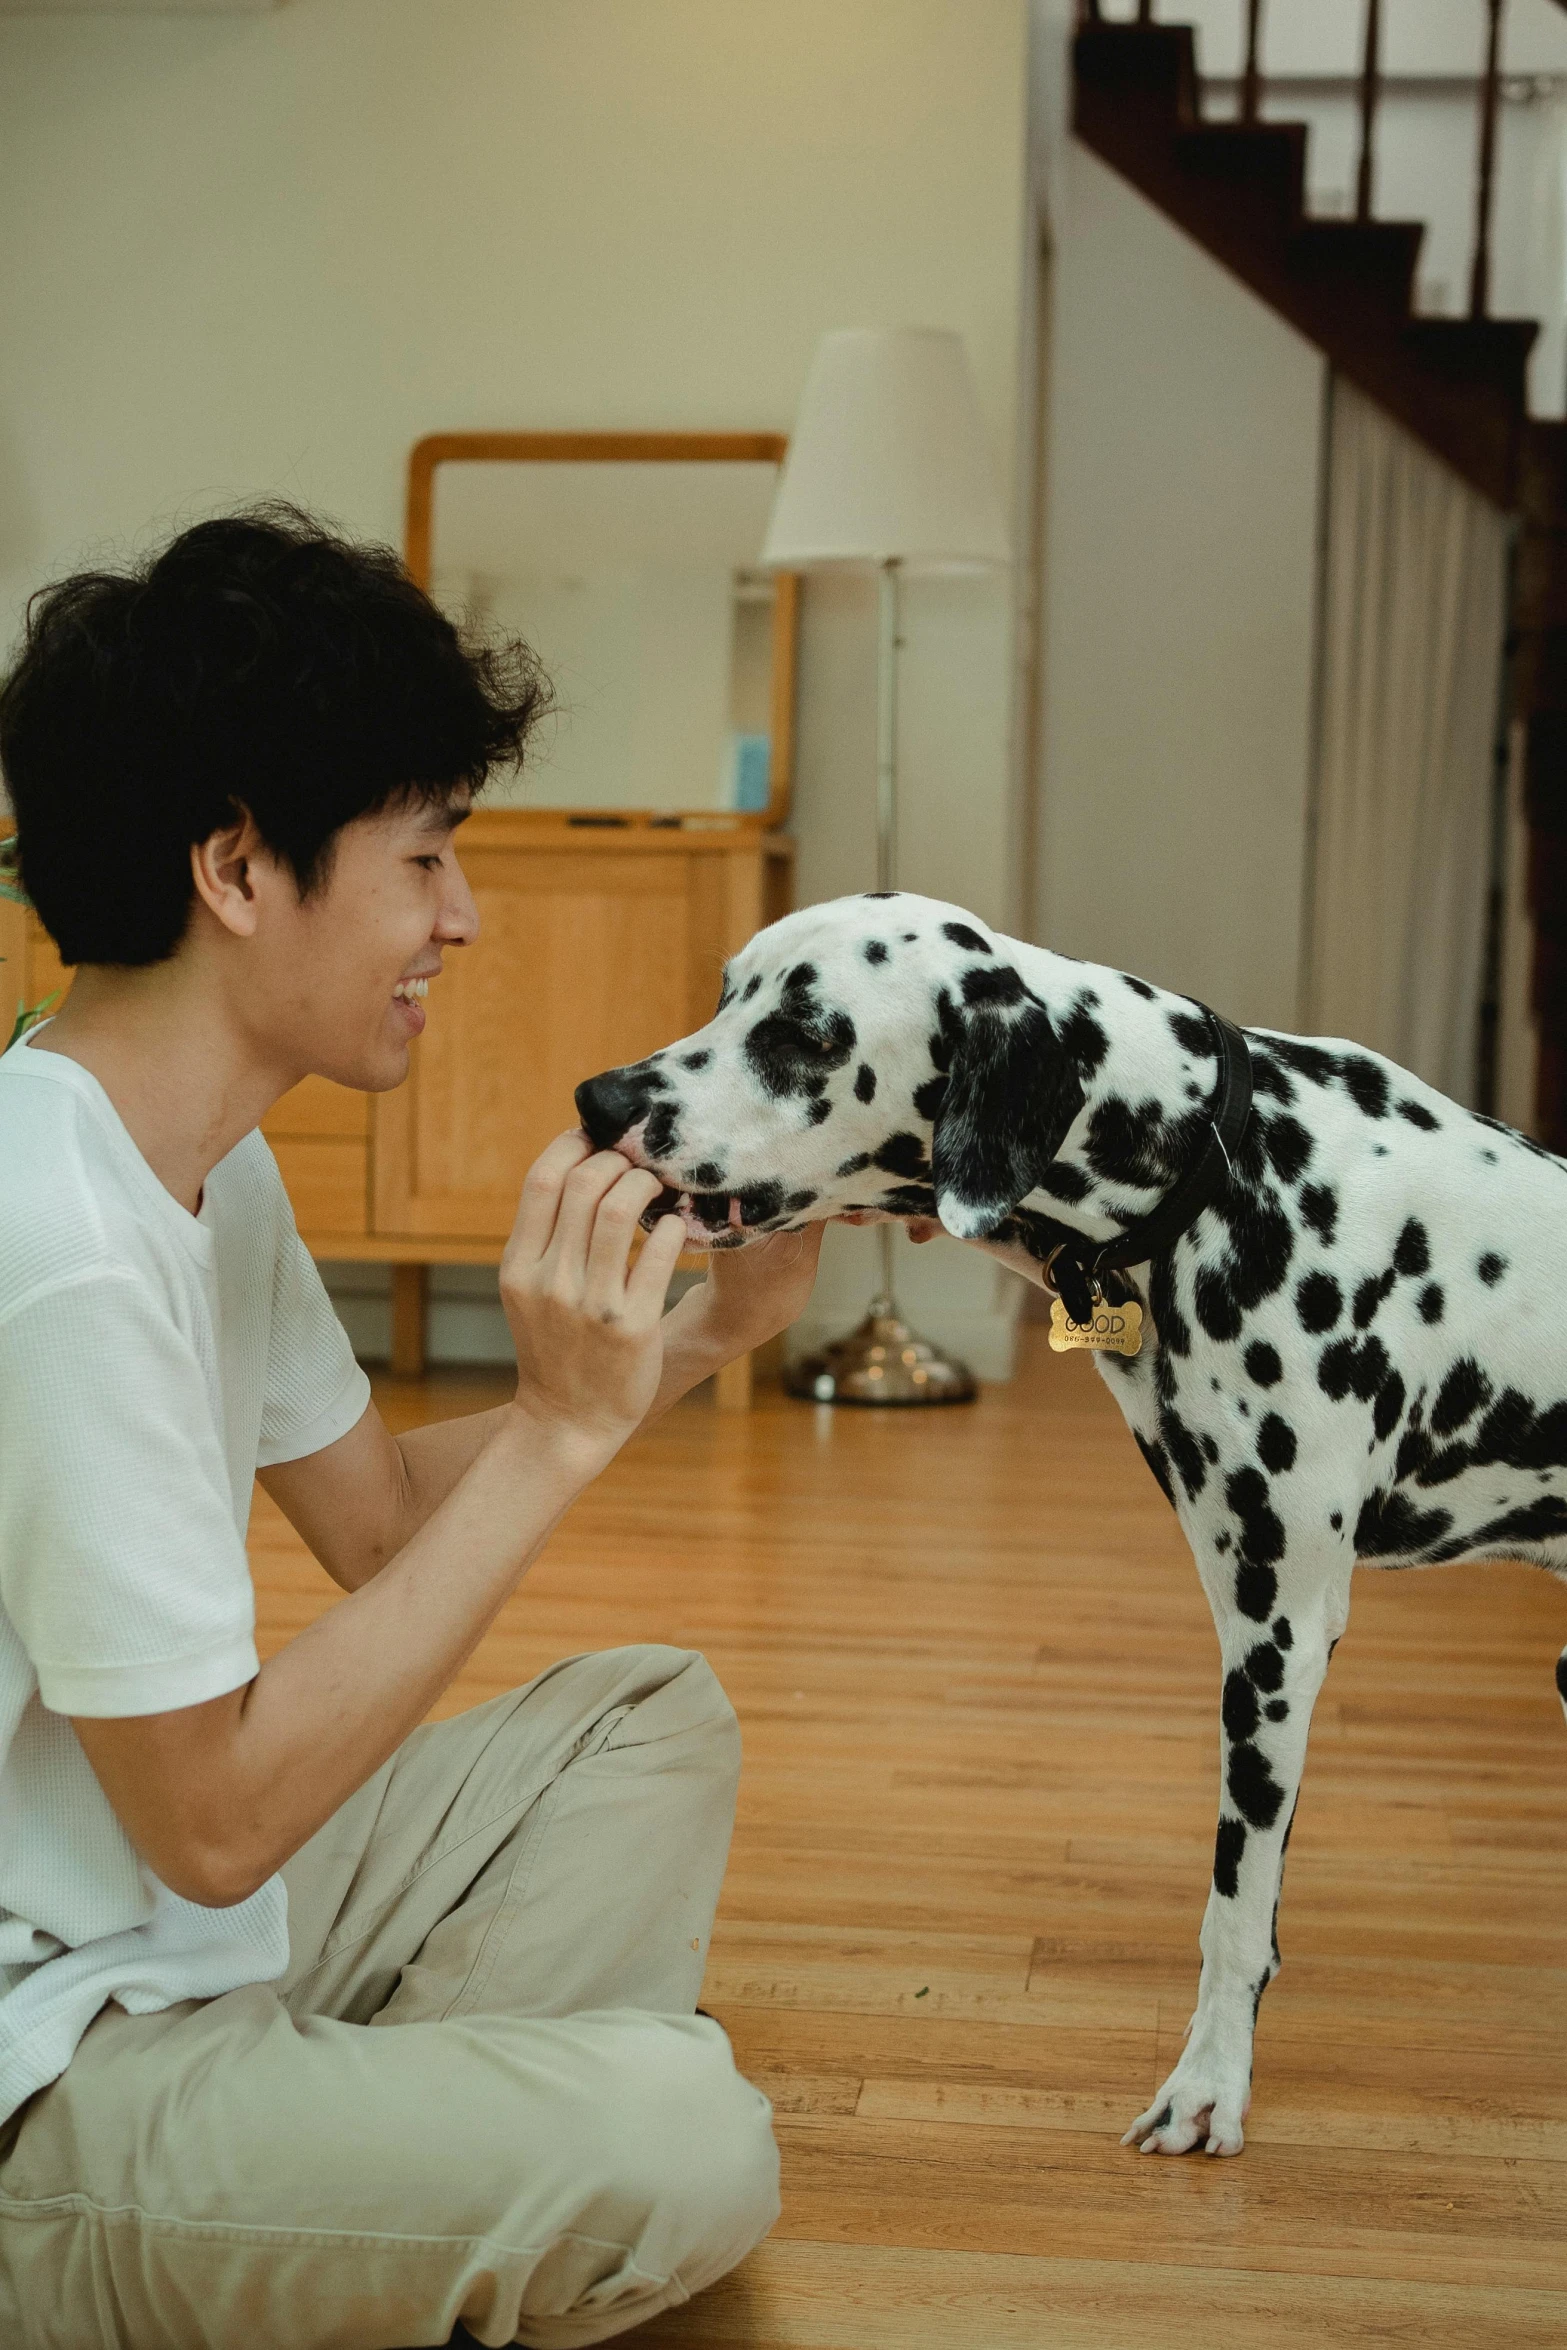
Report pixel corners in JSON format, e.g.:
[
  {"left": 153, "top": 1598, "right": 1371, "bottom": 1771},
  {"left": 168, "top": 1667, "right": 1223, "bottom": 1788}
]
[{"left": 930, "top": 971, "right": 1085, "bottom": 1239}]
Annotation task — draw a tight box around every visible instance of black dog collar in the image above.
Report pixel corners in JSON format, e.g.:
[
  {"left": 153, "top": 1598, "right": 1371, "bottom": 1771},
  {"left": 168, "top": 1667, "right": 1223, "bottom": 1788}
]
[{"left": 1045, "top": 1008, "right": 1254, "bottom": 1327}]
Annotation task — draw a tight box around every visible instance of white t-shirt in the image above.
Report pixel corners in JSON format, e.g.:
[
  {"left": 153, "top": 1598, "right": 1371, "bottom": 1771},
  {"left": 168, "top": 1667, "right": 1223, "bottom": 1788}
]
[{"left": 0, "top": 1030, "right": 371, "bottom": 2122}]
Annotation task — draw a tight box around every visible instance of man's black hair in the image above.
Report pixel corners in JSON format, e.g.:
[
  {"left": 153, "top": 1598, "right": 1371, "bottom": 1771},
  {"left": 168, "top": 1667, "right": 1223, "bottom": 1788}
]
[{"left": 0, "top": 502, "right": 550, "bottom": 966}]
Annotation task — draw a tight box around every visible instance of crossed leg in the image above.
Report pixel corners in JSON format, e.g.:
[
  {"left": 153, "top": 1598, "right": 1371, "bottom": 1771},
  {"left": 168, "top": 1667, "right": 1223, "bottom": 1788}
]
[
  {"left": 0, "top": 1645, "right": 779, "bottom": 2349},
  {"left": 1123, "top": 1546, "right": 1352, "bottom": 2156}
]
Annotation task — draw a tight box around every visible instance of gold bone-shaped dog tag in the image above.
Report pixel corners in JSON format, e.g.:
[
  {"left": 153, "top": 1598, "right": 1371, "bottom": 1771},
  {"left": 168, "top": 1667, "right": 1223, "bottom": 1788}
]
[{"left": 1048, "top": 1295, "right": 1143, "bottom": 1357}]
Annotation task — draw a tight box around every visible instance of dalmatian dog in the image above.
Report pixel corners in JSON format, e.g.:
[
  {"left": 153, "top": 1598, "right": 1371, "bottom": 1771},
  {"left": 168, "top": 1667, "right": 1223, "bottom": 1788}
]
[{"left": 575, "top": 891, "right": 1567, "bottom": 2159}]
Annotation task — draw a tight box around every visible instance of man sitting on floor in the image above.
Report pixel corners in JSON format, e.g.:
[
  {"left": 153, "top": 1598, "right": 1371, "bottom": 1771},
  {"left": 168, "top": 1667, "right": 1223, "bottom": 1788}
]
[{"left": 0, "top": 507, "right": 820, "bottom": 2350}]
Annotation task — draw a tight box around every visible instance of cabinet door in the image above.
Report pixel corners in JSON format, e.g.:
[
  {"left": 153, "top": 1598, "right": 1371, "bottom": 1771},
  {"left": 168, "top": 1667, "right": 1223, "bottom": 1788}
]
[{"left": 372, "top": 834, "right": 767, "bottom": 1242}]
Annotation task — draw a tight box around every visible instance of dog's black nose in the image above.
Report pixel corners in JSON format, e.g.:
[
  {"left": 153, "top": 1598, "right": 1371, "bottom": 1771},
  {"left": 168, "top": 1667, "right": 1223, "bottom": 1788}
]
[{"left": 575, "top": 1069, "right": 647, "bottom": 1150}]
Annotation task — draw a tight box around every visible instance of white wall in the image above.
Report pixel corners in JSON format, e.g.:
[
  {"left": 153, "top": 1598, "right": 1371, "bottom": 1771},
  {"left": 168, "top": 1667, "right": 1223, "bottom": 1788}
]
[
  {"left": 0, "top": 0, "right": 1035, "bottom": 1371},
  {"left": 1034, "top": 144, "right": 1325, "bottom": 1029}
]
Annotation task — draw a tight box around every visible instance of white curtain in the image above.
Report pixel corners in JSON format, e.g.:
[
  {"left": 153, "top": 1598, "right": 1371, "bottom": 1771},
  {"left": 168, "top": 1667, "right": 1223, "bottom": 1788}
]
[{"left": 1302, "top": 379, "right": 1509, "bottom": 1103}]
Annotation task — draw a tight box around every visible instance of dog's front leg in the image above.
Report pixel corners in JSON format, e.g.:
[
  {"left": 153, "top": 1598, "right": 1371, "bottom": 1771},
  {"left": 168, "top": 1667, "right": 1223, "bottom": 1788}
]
[{"left": 1122, "top": 1549, "right": 1351, "bottom": 2157}]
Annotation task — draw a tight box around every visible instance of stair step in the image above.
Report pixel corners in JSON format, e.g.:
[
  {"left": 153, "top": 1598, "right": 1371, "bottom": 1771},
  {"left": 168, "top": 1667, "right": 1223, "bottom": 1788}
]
[
  {"left": 1289, "top": 218, "right": 1424, "bottom": 315},
  {"left": 1073, "top": 21, "right": 1198, "bottom": 115},
  {"left": 1401, "top": 315, "right": 1537, "bottom": 399}
]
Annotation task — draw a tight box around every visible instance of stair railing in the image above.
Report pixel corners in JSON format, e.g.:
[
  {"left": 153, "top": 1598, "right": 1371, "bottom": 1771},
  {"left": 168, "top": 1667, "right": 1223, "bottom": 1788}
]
[{"left": 1073, "top": 1, "right": 1512, "bottom": 327}]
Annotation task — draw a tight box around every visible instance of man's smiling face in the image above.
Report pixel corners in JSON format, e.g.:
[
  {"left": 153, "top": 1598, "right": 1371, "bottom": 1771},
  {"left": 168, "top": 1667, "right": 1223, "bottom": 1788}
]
[{"left": 240, "top": 790, "right": 480, "bottom": 1094}]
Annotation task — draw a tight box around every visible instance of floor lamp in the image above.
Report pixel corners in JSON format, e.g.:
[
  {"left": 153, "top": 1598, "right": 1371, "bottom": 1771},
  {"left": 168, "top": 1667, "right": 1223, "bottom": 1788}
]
[{"left": 760, "top": 326, "right": 1011, "bottom": 1405}]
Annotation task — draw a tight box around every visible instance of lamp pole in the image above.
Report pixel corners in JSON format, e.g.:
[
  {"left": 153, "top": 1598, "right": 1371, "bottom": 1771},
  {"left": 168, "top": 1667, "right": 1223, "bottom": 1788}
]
[{"left": 870, "top": 558, "right": 902, "bottom": 1319}]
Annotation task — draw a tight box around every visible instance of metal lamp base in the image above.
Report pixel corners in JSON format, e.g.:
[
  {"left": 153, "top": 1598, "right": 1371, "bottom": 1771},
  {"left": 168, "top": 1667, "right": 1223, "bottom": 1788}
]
[{"left": 784, "top": 1299, "right": 978, "bottom": 1406}]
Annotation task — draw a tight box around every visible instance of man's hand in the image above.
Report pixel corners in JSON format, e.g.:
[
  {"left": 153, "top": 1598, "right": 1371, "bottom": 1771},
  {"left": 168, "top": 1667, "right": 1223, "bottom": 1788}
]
[
  {"left": 697, "top": 1224, "right": 826, "bottom": 1354},
  {"left": 501, "top": 1130, "right": 688, "bottom": 1459}
]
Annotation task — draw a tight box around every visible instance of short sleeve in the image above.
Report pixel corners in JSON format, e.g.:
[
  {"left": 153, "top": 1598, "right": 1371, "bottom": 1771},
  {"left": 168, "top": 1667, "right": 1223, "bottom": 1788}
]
[
  {"left": 257, "top": 1223, "right": 371, "bottom": 1469},
  {"left": 0, "top": 1275, "right": 260, "bottom": 1718}
]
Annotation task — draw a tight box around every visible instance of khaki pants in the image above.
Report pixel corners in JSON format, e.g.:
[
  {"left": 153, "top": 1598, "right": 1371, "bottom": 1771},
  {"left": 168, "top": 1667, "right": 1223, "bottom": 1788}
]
[{"left": 0, "top": 1645, "right": 779, "bottom": 2350}]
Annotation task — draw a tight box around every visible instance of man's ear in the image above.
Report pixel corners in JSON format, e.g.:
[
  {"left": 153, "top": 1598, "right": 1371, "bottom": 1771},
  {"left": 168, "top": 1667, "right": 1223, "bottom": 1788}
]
[
  {"left": 930, "top": 983, "right": 1084, "bottom": 1239},
  {"left": 190, "top": 806, "right": 267, "bottom": 941}
]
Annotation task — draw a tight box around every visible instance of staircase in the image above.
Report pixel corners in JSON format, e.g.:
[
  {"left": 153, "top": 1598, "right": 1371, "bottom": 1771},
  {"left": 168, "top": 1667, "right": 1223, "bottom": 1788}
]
[{"left": 1071, "top": 9, "right": 1567, "bottom": 1148}]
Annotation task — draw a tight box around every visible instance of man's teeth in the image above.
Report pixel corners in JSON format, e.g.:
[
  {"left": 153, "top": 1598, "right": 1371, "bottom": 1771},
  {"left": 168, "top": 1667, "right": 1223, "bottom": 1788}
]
[{"left": 393, "top": 979, "right": 429, "bottom": 1002}]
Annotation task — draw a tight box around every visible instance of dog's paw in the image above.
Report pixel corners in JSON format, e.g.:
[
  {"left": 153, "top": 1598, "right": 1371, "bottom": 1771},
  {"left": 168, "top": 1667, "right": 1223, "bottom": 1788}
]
[{"left": 1121, "top": 2062, "right": 1249, "bottom": 2158}]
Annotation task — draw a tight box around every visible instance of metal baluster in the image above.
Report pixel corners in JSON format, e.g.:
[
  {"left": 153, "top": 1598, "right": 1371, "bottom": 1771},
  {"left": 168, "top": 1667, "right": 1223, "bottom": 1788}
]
[
  {"left": 1469, "top": 0, "right": 1506, "bottom": 317},
  {"left": 1241, "top": 0, "right": 1264, "bottom": 123},
  {"left": 1355, "top": 0, "right": 1383, "bottom": 220}
]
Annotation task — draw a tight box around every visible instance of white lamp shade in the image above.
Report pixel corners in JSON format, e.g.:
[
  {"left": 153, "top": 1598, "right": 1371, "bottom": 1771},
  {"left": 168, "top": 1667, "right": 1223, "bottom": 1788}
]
[{"left": 761, "top": 327, "right": 1010, "bottom": 573}]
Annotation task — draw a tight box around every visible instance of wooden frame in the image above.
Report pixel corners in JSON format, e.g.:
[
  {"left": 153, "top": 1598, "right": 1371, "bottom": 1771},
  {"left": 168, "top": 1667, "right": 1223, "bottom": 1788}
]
[{"left": 404, "top": 431, "right": 800, "bottom": 831}]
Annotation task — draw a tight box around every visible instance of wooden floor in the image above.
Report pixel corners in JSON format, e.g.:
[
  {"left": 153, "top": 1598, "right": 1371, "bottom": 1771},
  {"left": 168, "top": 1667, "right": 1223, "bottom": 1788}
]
[{"left": 249, "top": 1329, "right": 1567, "bottom": 2348}]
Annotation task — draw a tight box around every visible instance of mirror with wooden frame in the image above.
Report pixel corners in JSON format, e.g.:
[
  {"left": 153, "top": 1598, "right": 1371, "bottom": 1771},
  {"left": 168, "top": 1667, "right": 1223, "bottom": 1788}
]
[{"left": 406, "top": 433, "right": 799, "bottom": 829}]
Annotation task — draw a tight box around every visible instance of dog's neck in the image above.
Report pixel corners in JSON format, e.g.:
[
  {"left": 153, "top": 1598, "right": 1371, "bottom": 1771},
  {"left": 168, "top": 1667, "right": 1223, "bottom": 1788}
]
[{"left": 1000, "top": 938, "right": 1231, "bottom": 1248}]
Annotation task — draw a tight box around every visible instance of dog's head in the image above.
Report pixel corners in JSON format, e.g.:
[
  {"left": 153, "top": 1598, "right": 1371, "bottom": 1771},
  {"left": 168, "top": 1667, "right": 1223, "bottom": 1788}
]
[{"left": 574, "top": 892, "right": 1085, "bottom": 1248}]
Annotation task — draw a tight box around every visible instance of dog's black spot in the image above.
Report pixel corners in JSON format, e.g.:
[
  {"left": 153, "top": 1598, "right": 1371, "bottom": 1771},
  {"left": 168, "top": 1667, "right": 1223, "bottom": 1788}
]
[
  {"left": 1330, "top": 1510, "right": 1343, "bottom": 1530},
  {"left": 1228, "top": 1467, "right": 1286, "bottom": 1570},
  {"left": 1265, "top": 1698, "right": 1289, "bottom": 1722},
  {"left": 1136, "top": 1432, "right": 1175, "bottom": 1506},
  {"left": 862, "top": 940, "right": 889, "bottom": 966},
  {"left": 734, "top": 1182, "right": 783, "bottom": 1227},
  {"left": 1033, "top": 1162, "right": 1091, "bottom": 1205},
  {"left": 1249, "top": 1050, "right": 1297, "bottom": 1106},
  {"left": 716, "top": 983, "right": 736, "bottom": 1014},
  {"left": 1201, "top": 1432, "right": 1220, "bottom": 1464},
  {"left": 941, "top": 921, "right": 990, "bottom": 954},
  {"left": 1272, "top": 1615, "right": 1293, "bottom": 1648},
  {"left": 1296, "top": 1272, "right": 1341, "bottom": 1334},
  {"left": 1373, "top": 1371, "right": 1406, "bottom": 1443},
  {"left": 1264, "top": 1116, "right": 1313, "bottom": 1185},
  {"left": 1162, "top": 1405, "right": 1207, "bottom": 1501},
  {"left": 808, "top": 1099, "right": 833, "bottom": 1125},
  {"left": 1123, "top": 973, "right": 1155, "bottom": 1000},
  {"left": 1418, "top": 1283, "right": 1445, "bottom": 1324},
  {"left": 1300, "top": 1183, "right": 1337, "bottom": 1244},
  {"left": 1354, "top": 1488, "right": 1454, "bottom": 1558},
  {"left": 1245, "top": 1641, "right": 1285, "bottom": 1693},
  {"left": 1340, "top": 1056, "right": 1390, "bottom": 1118},
  {"left": 1228, "top": 1740, "right": 1286, "bottom": 1830},
  {"left": 1058, "top": 997, "right": 1109, "bottom": 1076},
  {"left": 1318, "top": 1334, "right": 1391, "bottom": 1405},
  {"left": 1432, "top": 1358, "right": 1493, "bottom": 1436},
  {"left": 1168, "top": 1009, "right": 1214, "bottom": 1057},
  {"left": 879, "top": 1182, "right": 938, "bottom": 1219},
  {"left": 854, "top": 1063, "right": 877, "bottom": 1104},
  {"left": 680, "top": 1050, "right": 711, "bottom": 1071},
  {"left": 873, "top": 1132, "right": 928, "bottom": 1180},
  {"left": 834, "top": 1153, "right": 872, "bottom": 1178},
  {"left": 1222, "top": 1669, "right": 1260, "bottom": 1741},
  {"left": 1353, "top": 1269, "right": 1396, "bottom": 1330},
  {"left": 1193, "top": 1270, "right": 1243, "bottom": 1343},
  {"left": 1257, "top": 1414, "right": 1297, "bottom": 1474},
  {"left": 1245, "top": 1340, "right": 1282, "bottom": 1388},
  {"left": 1556, "top": 1653, "right": 1567, "bottom": 1705},
  {"left": 743, "top": 974, "right": 762, "bottom": 1000},
  {"left": 785, "top": 1189, "right": 818, "bottom": 1212},
  {"left": 642, "top": 1102, "right": 680, "bottom": 1160},
  {"left": 1478, "top": 1251, "right": 1508, "bottom": 1286},
  {"left": 961, "top": 964, "right": 1026, "bottom": 1009},
  {"left": 1213, "top": 1817, "right": 1246, "bottom": 1897},
  {"left": 1398, "top": 1099, "right": 1440, "bottom": 1130},
  {"left": 1268, "top": 1038, "right": 1339, "bottom": 1088},
  {"left": 1481, "top": 1147, "right": 1499, "bottom": 1165},
  {"left": 744, "top": 965, "right": 857, "bottom": 1100},
  {"left": 927, "top": 989, "right": 962, "bottom": 1074},
  {"left": 689, "top": 1160, "right": 725, "bottom": 1187},
  {"left": 1149, "top": 1255, "right": 1192, "bottom": 1367},
  {"left": 913, "top": 1074, "right": 947, "bottom": 1121},
  {"left": 688, "top": 1192, "right": 729, "bottom": 1229},
  {"left": 1432, "top": 1495, "right": 1567, "bottom": 1559},
  {"left": 1393, "top": 1219, "right": 1431, "bottom": 1279}
]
